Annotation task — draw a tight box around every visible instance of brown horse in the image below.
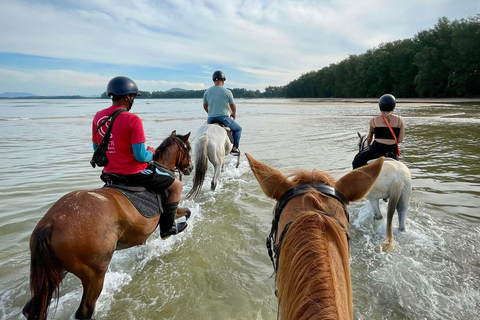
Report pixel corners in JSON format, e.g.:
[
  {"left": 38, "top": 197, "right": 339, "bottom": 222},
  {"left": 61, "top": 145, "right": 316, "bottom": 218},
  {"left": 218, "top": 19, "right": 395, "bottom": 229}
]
[
  {"left": 22, "top": 131, "right": 193, "bottom": 320},
  {"left": 246, "top": 153, "right": 384, "bottom": 320}
]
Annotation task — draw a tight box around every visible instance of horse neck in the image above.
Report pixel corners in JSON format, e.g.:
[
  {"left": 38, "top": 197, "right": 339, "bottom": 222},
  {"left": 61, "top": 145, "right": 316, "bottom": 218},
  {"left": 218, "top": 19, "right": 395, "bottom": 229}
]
[
  {"left": 156, "top": 144, "right": 178, "bottom": 171},
  {"left": 276, "top": 209, "right": 352, "bottom": 320}
]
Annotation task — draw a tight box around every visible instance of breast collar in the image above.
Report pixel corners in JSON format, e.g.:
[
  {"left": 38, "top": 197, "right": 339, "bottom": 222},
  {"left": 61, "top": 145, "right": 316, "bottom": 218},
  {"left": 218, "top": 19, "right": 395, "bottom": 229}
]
[{"left": 266, "top": 184, "right": 349, "bottom": 273}]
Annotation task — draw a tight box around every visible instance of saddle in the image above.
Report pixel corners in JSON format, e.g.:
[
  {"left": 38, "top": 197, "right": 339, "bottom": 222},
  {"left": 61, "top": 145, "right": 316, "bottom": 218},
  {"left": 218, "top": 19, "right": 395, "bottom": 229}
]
[
  {"left": 366, "top": 152, "right": 398, "bottom": 165},
  {"left": 101, "top": 173, "right": 164, "bottom": 218},
  {"left": 210, "top": 121, "right": 234, "bottom": 145}
]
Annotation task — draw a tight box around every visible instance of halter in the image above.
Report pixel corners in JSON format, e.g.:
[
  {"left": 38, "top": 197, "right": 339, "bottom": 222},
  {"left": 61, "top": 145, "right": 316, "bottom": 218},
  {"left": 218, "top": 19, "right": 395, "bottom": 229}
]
[
  {"left": 172, "top": 136, "right": 191, "bottom": 180},
  {"left": 266, "top": 184, "right": 349, "bottom": 274}
]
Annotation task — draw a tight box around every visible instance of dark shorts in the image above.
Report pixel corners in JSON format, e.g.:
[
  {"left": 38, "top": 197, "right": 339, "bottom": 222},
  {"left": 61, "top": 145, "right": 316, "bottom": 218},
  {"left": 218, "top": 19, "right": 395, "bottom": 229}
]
[
  {"left": 352, "top": 141, "right": 398, "bottom": 169},
  {"left": 102, "top": 162, "right": 175, "bottom": 194}
]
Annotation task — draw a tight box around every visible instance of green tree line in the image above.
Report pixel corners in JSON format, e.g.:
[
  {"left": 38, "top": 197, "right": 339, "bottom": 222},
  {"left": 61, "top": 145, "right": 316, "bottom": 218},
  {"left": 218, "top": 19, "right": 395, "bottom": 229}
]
[
  {"left": 283, "top": 15, "right": 480, "bottom": 98},
  {"left": 100, "top": 15, "right": 479, "bottom": 99}
]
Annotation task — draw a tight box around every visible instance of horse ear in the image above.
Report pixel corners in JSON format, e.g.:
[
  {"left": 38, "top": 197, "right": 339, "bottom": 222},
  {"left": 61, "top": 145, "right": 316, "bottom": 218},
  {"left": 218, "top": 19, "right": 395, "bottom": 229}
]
[
  {"left": 357, "top": 132, "right": 362, "bottom": 138},
  {"left": 183, "top": 132, "right": 191, "bottom": 141},
  {"left": 245, "top": 153, "right": 294, "bottom": 201},
  {"left": 335, "top": 157, "right": 384, "bottom": 203},
  {"left": 171, "top": 130, "right": 177, "bottom": 136}
]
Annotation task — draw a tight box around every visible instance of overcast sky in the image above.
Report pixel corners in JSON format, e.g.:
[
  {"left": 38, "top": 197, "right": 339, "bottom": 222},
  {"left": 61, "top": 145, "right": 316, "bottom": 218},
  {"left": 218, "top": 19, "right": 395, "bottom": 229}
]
[{"left": 0, "top": 0, "right": 478, "bottom": 96}]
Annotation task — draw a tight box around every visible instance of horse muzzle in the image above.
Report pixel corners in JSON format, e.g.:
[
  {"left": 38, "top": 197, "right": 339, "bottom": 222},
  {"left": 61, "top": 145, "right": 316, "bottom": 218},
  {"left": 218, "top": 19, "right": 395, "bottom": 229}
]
[{"left": 183, "top": 163, "right": 193, "bottom": 176}]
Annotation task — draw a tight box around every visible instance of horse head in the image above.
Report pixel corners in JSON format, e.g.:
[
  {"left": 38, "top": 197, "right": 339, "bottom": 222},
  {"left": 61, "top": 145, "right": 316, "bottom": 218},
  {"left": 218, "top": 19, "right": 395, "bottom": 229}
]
[
  {"left": 154, "top": 130, "right": 193, "bottom": 179},
  {"left": 246, "top": 153, "right": 384, "bottom": 320},
  {"left": 357, "top": 132, "right": 368, "bottom": 152}
]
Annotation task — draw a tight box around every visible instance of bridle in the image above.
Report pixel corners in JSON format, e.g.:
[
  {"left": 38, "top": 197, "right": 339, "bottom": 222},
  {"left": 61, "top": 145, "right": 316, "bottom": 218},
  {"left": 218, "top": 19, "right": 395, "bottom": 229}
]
[
  {"left": 358, "top": 134, "right": 368, "bottom": 152},
  {"left": 266, "top": 184, "right": 349, "bottom": 274},
  {"left": 172, "top": 136, "right": 191, "bottom": 180}
]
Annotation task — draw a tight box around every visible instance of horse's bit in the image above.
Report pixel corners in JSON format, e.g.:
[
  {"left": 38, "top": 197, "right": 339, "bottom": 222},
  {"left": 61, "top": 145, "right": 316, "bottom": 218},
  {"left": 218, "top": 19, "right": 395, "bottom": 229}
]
[{"left": 266, "top": 184, "right": 349, "bottom": 274}]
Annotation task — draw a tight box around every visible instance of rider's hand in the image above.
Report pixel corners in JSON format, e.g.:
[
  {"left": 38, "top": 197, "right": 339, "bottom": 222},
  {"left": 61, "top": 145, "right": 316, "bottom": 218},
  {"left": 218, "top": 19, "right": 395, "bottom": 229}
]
[
  {"left": 147, "top": 146, "right": 156, "bottom": 157},
  {"left": 231, "top": 114, "right": 236, "bottom": 120}
]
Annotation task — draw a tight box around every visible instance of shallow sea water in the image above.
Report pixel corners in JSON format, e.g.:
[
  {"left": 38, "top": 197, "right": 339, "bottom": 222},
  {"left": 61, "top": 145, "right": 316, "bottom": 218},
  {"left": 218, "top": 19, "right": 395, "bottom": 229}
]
[{"left": 0, "top": 98, "right": 479, "bottom": 319}]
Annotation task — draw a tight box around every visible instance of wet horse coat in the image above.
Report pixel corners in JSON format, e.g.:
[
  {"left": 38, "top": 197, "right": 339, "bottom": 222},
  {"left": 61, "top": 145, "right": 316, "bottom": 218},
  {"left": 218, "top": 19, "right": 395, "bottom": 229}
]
[
  {"left": 357, "top": 132, "right": 412, "bottom": 252},
  {"left": 23, "top": 131, "right": 192, "bottom": 320},
  {"left": 187, "top": 124, "right": 234, "bottom": 198},
  {"left": 247, "top": 153, "right": 384, "bottom": 320}
]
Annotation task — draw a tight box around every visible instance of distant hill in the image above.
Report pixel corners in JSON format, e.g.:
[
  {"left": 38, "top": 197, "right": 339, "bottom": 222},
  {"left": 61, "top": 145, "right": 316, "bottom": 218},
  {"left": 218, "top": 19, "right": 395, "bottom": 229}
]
[
  {"left": 0, "top": 92, "right": 37, "bottom": 98},
  {"left": 167, "top": 88, "right": 186, "bottom": 92}
]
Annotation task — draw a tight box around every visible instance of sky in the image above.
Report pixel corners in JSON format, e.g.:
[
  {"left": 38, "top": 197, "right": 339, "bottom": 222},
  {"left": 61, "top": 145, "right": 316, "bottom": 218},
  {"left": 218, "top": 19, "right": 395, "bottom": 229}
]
[{"left": 0, "top": 0, "right": 479, "bottom": 97}]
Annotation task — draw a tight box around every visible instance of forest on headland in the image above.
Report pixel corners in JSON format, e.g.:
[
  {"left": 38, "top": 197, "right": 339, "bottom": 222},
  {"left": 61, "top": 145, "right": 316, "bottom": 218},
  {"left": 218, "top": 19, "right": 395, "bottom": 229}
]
[{"left": 130, "top": 15, "right": 478, "bottom": 99}]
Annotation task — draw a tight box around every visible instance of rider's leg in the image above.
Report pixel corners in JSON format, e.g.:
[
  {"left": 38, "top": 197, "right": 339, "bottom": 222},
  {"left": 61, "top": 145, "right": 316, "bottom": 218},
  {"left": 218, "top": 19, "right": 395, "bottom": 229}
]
[
  {"left": 228, "top": 120, "right": 242, "bottom": 151},
  {"left": 160, "top": 179, "right": 187, "bottom": 238}
]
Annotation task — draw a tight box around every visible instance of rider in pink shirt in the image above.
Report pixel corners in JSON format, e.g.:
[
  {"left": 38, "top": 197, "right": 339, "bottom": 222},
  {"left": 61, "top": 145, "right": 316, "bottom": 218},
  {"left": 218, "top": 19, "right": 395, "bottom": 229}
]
[{"left": 92, "top": 76, "right": 187, "bottom": 239}]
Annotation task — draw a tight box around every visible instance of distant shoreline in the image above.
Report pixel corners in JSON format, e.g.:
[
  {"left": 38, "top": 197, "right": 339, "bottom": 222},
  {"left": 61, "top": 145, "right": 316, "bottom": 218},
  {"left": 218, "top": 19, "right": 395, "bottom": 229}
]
[{"left": 1, "top": 96, "right": 479, "bottom": 106}]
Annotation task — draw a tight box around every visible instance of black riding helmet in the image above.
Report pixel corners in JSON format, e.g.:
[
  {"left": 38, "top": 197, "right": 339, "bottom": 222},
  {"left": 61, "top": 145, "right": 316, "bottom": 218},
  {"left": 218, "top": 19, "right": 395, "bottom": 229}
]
[
  {"left": 212, "top": 70, "right": 226, "bottom": 81},
  {"left": 379, "top": 94, "right": 396, "bottom": 112},
  {"left": 107, "top": 76, "right": 141, "bottom": 98}
]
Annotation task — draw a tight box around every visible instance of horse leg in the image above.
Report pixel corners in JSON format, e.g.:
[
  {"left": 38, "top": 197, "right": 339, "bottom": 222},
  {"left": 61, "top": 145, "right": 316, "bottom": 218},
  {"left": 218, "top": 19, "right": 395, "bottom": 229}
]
[
  {"left": 369, "top": 198, "right": 383, "bottom": 220},
  {"left": 75, "top": 271, "right": 107, "bottom": 320},
  {"left": 211, "top": 160, "right": 223, "bottom": 191},
  {"left": 176, "top": 207, "right": 191, "bottom": 220},
  {"left": 397, "top": 195, "right": 409, "bottom": 232}
]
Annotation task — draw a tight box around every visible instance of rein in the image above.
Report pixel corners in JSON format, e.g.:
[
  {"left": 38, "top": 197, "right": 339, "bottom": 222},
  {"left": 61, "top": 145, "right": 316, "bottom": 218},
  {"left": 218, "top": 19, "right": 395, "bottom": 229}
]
[
  {"left": 266, "top": 184, "right": 349, "bottom": 274},
  {"left": 172, "top": 136, "right": 191, "bottom": 180}
]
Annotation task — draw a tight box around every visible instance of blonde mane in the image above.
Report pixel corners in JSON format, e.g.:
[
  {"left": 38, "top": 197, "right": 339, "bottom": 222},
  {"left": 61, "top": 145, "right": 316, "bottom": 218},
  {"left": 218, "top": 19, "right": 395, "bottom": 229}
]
[{"left": 276, "top": 170, "right": 352, "bottom": 320}]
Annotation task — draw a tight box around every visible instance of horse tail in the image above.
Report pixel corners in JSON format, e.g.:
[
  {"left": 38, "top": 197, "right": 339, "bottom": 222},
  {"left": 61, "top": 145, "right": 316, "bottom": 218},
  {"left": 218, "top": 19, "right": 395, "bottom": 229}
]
[
  {"left": 387, "top": 179, "right": 404, "bottom": 222},
  {"left": 276, "top": 211, "right": 352, "bottom": 319},
  {"left": 27, "top": 224, "right": 63, "bottom": 320},
  {"left": 187, "top": 135, "right": 208, "bottom": 198}
]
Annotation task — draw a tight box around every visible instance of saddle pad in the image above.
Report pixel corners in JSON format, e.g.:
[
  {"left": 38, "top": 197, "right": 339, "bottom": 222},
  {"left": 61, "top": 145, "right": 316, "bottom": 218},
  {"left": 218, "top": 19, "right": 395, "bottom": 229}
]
[
  {"left": 211, "top": 123, "right": 234, "bottom": 144},
  {"left": 104, "top": 184, "right": 162, "bottom": 218}
]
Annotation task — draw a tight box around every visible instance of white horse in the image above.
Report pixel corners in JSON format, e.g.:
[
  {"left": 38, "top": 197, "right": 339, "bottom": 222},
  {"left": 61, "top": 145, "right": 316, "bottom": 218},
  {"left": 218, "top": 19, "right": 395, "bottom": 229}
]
[
  {"left": 357, "top": 132, "right": 412, "bottom": 252},
  {"left": 186, "top": 124, "right": 239, "bottom": 198}
]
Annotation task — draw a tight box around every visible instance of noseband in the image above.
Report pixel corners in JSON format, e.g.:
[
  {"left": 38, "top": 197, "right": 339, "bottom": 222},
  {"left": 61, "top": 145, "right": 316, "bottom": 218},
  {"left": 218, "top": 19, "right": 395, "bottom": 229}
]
[
  {"left": 266, "top": 184, "right": 349, "bottom": 273},
  {"left": 172, "top": 137, "right": 191, "bottom": 179}
]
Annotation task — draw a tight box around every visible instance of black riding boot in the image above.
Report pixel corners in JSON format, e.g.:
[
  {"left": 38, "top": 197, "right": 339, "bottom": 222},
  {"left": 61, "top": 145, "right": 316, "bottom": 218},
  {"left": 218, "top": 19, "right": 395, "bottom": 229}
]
[{"left": 160, "top": 202, "right": 188, "bottom": 239}]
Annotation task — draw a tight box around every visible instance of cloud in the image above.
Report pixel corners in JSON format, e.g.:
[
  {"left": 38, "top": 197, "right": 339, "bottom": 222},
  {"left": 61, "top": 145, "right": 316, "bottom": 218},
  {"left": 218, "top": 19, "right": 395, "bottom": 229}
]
[{"left": 0, "top": 0, "right": 479, "bottom": 95}]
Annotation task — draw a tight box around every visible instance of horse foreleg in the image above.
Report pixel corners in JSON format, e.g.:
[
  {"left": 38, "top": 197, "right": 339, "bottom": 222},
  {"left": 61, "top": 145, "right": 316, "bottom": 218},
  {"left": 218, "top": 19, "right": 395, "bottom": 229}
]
[
  {"left": 75, "top": 271, "right": 107, "bottom": 320},
  {"left": 368, "top": 198, "right": 383, "bottom": 220},
  {"left": 176, "top": 207, "right": 191, "bottom": 220}
]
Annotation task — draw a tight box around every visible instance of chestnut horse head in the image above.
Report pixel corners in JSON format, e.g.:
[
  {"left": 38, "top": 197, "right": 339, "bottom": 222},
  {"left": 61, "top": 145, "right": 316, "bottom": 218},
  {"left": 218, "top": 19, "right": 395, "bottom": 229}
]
[
  {"left": 23, "top": 131, "right": 192, "bottom": 320},
  {"left": 154, "top": 130, "right": 193, "bottom": 180},
  {"left": 246, "top": 153, "right": 384, "bottom": 320}
]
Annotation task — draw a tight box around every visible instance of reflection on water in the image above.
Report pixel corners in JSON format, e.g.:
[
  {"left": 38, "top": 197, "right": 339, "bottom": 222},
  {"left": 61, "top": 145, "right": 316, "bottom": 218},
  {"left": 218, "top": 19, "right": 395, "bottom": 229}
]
[{"left": 0, "top": 99, "right": 479, "bottom": 319}]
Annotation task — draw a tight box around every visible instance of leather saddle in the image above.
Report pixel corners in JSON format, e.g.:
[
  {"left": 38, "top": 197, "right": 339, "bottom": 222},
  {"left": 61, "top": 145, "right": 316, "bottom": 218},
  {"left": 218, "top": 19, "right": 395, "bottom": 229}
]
[{"left": 101, "top": 173, "right": 164, "bottom": 218}]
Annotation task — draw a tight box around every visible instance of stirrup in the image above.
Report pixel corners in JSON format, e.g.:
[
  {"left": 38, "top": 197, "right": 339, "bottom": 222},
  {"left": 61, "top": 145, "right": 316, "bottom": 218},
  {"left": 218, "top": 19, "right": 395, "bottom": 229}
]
[
  {"left": 230, "top": 149, "right": 240, "bottom": 156},
  {"left": 160, "top": 221, "right": 188, "bottom": 240}
]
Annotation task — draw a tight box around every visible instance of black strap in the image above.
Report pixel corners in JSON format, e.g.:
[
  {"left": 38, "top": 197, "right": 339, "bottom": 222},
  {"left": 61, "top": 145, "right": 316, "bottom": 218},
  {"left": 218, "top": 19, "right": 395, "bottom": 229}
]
[
  {"left": 95, "top": 108, "right": 127, "bottom": 133},
  {"left": 266, "top": 184, "right": 349, "bottom": 272},
  {"left": 90, "top": 108, "right": 127, "bottom": 168}
]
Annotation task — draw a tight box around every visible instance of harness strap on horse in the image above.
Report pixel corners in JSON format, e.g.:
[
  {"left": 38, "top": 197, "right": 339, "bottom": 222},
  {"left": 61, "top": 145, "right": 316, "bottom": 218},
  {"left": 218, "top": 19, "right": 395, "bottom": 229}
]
[
  {"left": 380, "top": 113, "right": 401, "bottom": 156},
  {"left": 266, "top": 184, "right": 349, "bottom": 273}
]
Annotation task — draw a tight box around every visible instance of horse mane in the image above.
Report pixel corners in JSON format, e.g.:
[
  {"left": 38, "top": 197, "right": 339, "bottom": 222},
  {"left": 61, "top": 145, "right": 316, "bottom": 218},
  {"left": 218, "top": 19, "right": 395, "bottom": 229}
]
[
  {"left": 155, "top": 134, "right": 191, "bottom": 162},
  {"left": 276, "top": 169, "right": 352, "bottom": 319}
]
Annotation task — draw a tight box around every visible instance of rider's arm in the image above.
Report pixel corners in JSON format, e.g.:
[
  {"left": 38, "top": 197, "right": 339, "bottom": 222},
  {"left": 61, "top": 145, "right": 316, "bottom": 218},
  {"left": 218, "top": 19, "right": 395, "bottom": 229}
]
[
  {"left": 397, "top": 116, "right": 405, "bottom": 143},
  {"left": 229, "top": 103, "right": 237, "bottom": 119},
  {"left": 132, "top": 142, "right": 154, "bottom": 162},
  {"left": 203, "top": 103, "right": 209, "bottom": 113},
  {"left": 366, "top": 118, "right": 374, "bottom": 146}
]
